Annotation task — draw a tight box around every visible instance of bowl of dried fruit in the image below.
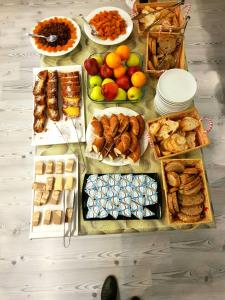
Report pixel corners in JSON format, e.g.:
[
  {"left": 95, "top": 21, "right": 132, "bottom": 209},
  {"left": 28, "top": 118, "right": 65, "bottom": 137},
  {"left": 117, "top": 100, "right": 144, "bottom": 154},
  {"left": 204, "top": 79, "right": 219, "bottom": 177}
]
[{"left": 30, "top": 16, "right": 81, "bottom": 56}]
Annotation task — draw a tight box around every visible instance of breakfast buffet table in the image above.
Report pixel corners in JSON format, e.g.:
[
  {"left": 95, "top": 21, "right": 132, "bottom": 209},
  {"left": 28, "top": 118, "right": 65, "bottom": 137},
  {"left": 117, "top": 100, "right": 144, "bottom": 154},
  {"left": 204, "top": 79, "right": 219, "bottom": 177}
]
[{"left": 33, "top": 18, "right": 215, "bottom": 236}]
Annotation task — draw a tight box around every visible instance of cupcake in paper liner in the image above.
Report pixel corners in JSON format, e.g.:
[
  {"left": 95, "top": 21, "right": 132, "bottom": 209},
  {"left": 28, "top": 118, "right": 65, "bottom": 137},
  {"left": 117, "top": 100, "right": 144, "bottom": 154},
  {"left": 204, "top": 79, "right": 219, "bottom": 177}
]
[
  {"left": 98, "top": 207, "right": 108, "bottom": 219},
  {"left": 86, "top": 206, "right": 100, "bottom": 219},
  {"left": 88, "top": 188, "right": 97, "bottom": 198},
  {"left": 145, "top": 187, "right": 157, "bottom": 197},
  {"left": 125, "top": 185, "right": 132, "bottom": 193},
  {"left": 112, "top": 197, "right": 120, "bottom": 206},
  {"left": 99, "top": 198, "right": 107, "bottom": 208},
  {"left": 130, "top": 201, "right": 142, "bottom": 212},
  {"left": 118, "top": 190, "right": 126, "bottom": 200},
  {"left": 123, "top": 174, "right": 133, "bottom": 183},
  {"left": 87, "top": 174, "right": 98, "bottom": 184},
  {"left": 130, "top": 190, "right": 142, "bottom": 199},
  {"left": 105, "top": 199, "right": 115, "bottom": 211},
  {"left": 120, "top": 178, "right": 128, "bottom": 188},
  {"left": 100, "top": 174, "right": 110, "bottom": 183},
  {"left": 85, "top": 180, "right": 96, "bottom": 193},
  {"left": 118, "top": 202, "right": 127, "bottom": 212},
  {"left": 143, "top": 207, "right": 155, "bottom": 217},
  {"left": 96, "top": 177, "right": 108, "bottom": 188}
]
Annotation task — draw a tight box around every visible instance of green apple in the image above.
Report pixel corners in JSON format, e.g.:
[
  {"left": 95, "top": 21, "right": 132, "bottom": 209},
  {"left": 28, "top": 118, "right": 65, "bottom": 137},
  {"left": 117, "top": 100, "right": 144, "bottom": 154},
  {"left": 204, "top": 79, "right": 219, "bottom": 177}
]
[
  {"left": 89, "top": 75, "right": 102, "bottom": 88},
  {"left": 114, "top": 88, "right": 127, "bottom": 101},
  {"left": 126, "top": 53, "right": 141, "bottom": 67},
  {"left": 90, "top": 86, "right": 104, "bottom": 101},
  {"left": 91, "top": 54, "right": 103, "bottom": 67},
  {"left": 127, "top": 87, "right": 142, "bottom": 101},
  {"left": 102, "top": 78, "right": 114, "bottom": 86}
]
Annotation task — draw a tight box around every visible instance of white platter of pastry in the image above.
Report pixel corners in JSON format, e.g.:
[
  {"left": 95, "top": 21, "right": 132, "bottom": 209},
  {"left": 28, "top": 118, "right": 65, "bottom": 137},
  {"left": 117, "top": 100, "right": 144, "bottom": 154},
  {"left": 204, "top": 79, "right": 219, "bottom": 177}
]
[
  {"left": 85, "top": 107, "right": 149, "bottom": 166},
  {"left": 29, "top": 154, "right": 78, "bottom": 239},
  {"left": 32, "top": 65, "right": 86, "bottom": 146}
]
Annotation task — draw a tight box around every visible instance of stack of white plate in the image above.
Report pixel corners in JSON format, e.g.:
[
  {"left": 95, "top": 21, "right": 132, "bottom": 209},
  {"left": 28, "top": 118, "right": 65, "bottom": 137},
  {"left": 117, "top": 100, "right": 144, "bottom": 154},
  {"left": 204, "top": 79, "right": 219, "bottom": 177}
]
[{"left": 154, "top": 69, "right": 197, "bottom": 115}]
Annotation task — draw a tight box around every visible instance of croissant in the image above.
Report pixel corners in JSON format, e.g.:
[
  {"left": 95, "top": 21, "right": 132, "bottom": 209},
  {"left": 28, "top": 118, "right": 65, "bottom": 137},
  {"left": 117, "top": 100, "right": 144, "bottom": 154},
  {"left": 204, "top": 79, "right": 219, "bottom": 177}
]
[
  {"left": 33, "top": 70, "right": 48, "bottom": 96},
  {"left": 137, "top": 115, "right": 145, "bottom": 138},
  {"left": 114, "top": 132, "right": 131, "bottom": 156},
  {"left": 129, "top": 116, "right": 139, "bottom": 136},
  {"left": 109, "top": 114, "right": 119, "bottom": 137},
  {"left": 92, "top": 137, "right": 105, "bottom": 153},
  {"left": 128, "top": 142, "right": 141, "bottom": 163},
  {"left": 129, "top": 133, "right": 138, "bottom": 152},
  {"left": 118, "top": 115, "right": 129, "bottom": 134},
  {"left": 91, "top": 117, "right": 103, "bottom": 137}
]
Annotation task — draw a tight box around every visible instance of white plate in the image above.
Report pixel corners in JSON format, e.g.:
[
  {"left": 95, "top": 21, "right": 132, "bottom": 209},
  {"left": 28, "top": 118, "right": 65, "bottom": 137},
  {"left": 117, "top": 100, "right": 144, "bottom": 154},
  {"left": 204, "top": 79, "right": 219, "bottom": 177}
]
[
  {"left": 29, "top": 154, "right": 79, "bottom": 239},
  {"left": 32, "top": 65, "right": 86, "bottom": 146},
  {"left": 30, "top": 16, "right": 81, "bottom": 57},
  {"left": 158, "top": 69, "right": 197, "bottom": 103},
  {"left": 85, "top": 107, "right": 148, "bottom": 166},
  {"left": 84, "top": 6, "right": 133, "bottom": 46}
]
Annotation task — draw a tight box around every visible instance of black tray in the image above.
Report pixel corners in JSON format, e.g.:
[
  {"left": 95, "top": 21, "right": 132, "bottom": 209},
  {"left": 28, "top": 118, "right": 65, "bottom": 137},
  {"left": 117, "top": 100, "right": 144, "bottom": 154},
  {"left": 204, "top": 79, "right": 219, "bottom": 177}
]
[{"left": 82, "top": 173, "right": 162, "bottom": 221}]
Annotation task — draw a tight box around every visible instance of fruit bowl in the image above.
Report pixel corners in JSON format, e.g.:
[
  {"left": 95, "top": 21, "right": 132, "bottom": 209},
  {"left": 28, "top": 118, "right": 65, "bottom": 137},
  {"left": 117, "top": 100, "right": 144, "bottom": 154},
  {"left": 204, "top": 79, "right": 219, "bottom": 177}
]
[{"left": 85, "top": 51, "right": 146, "bottom": 104}]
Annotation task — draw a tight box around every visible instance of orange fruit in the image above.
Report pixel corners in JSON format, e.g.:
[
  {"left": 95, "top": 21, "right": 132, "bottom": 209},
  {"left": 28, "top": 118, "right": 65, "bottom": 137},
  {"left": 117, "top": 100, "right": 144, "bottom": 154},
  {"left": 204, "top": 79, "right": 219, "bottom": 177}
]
[
  {"left": 114, "top": 65, "right": 127, "bottom": 78},
  {"left": 106, "top": 52, "right": 121, "bottom": 69},
  {"left": 131, "top": 71, "right": 147, "bottom": 88},
  {"left": 115, "top": 45, "right": 130, "bottom": 61}
]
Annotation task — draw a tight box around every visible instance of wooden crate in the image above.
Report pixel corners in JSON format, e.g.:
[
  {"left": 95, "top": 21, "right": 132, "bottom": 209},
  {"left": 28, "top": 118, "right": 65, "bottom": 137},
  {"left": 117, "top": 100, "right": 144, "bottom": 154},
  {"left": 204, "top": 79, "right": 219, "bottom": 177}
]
[
  {"left": 147, "top": 107, "right": 211, "bottom": 160},
  {"left": 145, "top": 31, "right": 185, "bottom": 77},
  {"left": 135, "top": 1, "right": 184, "bottom": 36},
  {"left": 161, "top": 158, "right": 214, "bottom": 226}
]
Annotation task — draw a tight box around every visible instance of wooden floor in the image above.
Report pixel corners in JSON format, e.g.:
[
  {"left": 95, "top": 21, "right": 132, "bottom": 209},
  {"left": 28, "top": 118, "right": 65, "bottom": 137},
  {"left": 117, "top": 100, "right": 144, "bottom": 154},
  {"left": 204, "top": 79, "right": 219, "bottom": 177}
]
[{"left": 0, "top": 0, "right": 225, "bottom": 299}]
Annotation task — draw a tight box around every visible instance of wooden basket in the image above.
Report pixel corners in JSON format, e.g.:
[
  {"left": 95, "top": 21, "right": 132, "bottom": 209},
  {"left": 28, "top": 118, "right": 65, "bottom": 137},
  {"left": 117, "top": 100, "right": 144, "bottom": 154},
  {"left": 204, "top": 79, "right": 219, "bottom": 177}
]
[
  {"left": 147, "top": 107, "right": 211, "bottom": 160},
  {"left": 161, "top": 158, "right": 214, "bottom": 226},
  {"left": 135, "top": 1, "right": 184, "bottom": 36},
  {"left": 145, "top": 31, "right": 185, "bottom": 77}
]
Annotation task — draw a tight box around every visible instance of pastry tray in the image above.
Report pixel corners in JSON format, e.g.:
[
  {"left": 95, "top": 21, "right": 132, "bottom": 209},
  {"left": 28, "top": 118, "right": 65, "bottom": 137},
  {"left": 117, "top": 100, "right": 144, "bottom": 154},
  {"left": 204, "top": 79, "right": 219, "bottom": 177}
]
[
  {"left": 29, "top": 154, "right": 79, "bottom": 239},
  {"left": 82, "top": 173, "right": 162, "bottom": 221}
]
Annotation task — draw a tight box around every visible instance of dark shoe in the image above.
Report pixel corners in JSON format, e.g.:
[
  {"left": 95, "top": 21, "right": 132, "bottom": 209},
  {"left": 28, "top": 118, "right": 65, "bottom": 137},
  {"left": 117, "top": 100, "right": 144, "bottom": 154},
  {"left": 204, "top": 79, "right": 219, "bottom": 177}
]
[
  {"left": 101, "top": 275, "right": 118, "bottom": 300},
  {"left": 131, "top": 297, "right": 141, "bottom": 300}
]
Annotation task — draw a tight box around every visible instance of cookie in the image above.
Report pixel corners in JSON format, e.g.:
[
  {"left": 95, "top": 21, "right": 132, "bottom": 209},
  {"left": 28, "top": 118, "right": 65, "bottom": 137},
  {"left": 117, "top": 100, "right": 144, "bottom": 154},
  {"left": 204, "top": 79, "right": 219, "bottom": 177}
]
[
  {"left": 180, "top": 204, "right": 203, "bottom": 216},
  {"left": 177, "top": 212, "right": 201, "bottom": 223},
  {"left": 180, "top": 117, "right": 199, "bottom": 131},
  {"left": 180, "top": 174, "right": 197, "bottom": 185},
  {"left": 172, "top": 192, "right": 179, "bottom": 213},
  {"left": 158, "top": 36, "right": 177, "bottom": 54},
  {"left": 167, "top": 172, "right": 180, "bottom": 187},
  {"left": 179, "top": 181, "right": 203, "bottom": 196},
  {"left": 183, "top": 168, "right": 199, "bottom": 175},
  {"left": 178, "top": 192, "right": 205, "bottom": 207},
  {"left": 182, "top": 176, "right": 201, "bottom": 191},
  {"left": 165, "top": 161, "right": 185, "bottom": 173},
  {"left": 167, "top": 193, "right": 175, "bottom": 215}
]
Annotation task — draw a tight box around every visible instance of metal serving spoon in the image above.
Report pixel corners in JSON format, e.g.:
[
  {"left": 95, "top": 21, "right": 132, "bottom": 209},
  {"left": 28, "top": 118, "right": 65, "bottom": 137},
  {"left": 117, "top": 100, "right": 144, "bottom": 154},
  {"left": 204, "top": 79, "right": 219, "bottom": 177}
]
[
  {"left": 27, "top": 33, "right": 58, "bottom": 43},
  {"left": 79, "top": 13, "right": 98, "bottom": 36}
]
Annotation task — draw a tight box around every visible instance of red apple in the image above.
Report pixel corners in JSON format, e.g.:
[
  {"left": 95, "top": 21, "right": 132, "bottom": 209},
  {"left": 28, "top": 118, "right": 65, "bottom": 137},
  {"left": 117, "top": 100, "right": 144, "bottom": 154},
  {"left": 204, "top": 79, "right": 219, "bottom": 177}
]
[
  {"left": 127, "top": 66, "right": 142, "bottom": 78},
  {"left": 84, "top": 58, "right": 99, "bottom": 75},
  {"left": 101, "top": 82, "right": 118, "bottom": 101},
  {"left": 100, "top": 64, "right": 113, "bottom": 79},
  {"left": 116, "top": 75, "right": 131, "bottom": 91}
]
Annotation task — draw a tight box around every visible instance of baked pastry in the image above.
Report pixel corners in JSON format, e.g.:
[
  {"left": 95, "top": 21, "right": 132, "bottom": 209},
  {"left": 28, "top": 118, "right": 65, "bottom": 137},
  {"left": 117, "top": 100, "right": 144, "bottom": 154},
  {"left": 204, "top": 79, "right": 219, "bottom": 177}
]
[
  {"left": 178, "top": 192, "right": 205, "bottom": 207},
  {"left": 50, "top": 190, "right": 61, "bottom": 204},
  {"left": 177, "top": 212, "right": 201, "bottom": 223},
  {"left": 167, "top": 193, "right": 175, "bottom": 215},
  {"left": 91, "top": 117, "right": 103, "bottom": 137},
  {"left": 180, "top": 174, "right": 197, "bottom": 185},
  {"left": 40, "top": 190, "right": 50, "bottom": 205},
  {"left": 32, "top": 211, "right": 41, "bottom": 226},
  {"left": 55, "top": 161, "right": 63, "bottom": 174},
  {"left": 183, "top": 168, "right": 199, "bottom": 174},
  {"left": 46, "top": 160, "right": 54, "bottom": 174},
  {"left": 64, "top": 176, "right": 74, "bottom": 190},
  {"left": 172, "top": 192, "right": 179, "bottom": 212},
  {"left": 114, "top": 132, "right": 131, "bottom": 155},
  {"left": 35, "top": 161, "right": 45, "bottom": 175},
  {"left": 130, "top": 133, "right": 138, "bottom": 152},
  {"left": 180, "top": 117, "right": 199, "bottom": 131},
  {"left": 109, "top": 114, "right": 119, "bottom": 137},
  {"left": 33, "top": 70, "right": 48, "bottom": 96},
  {"left": 34, "top": 191, "right": 42, "bottom": 206},
  {"left": 44, "top": 210, "right": 52, "bottom": 225},
  {"left": 165, "top": 161, "right": 184, "bottom": 173},
  {"left": 179, "top": 181, "right": 203, "bottom": 196},
  {"left": 136, "top": 115, "right": 145, "bottom": 138},
  {"left": 47, "top": 71, "right": 60, "bottom": 122},
  {"left": 46, "top": 177, "right": 54, "bottom": 191},
  {"left": 32, "top": 182, "right": 46, "bottom": 191},
  {"left": 65, "top": 159, "right": 74, "bottom": 173},
  {"left": 129, "top": 116, "right": 139, "bottom": 136},
  {"left": 54, "top": 176, "right": 63, "bottom": 191},
  {"left": 182, "top": 176, "right": 201, "bottom": 191},
  {"left": 167, "top": 172, "right": 180, "bottom": 187},
  {"left": 92, "top": 137, "right": 105, "bottom": 153},
  {"left": 180, "top": 204, "right": 203, "bottom": 216},
  {"left": 59, "top": 71, "right": 81, "bottom": 118},
  {"left": 53, "top": 210, "right": 63, "bottom": 224},
  {"left": 128, "top": 143, "right": 141, "bottom": 163}
]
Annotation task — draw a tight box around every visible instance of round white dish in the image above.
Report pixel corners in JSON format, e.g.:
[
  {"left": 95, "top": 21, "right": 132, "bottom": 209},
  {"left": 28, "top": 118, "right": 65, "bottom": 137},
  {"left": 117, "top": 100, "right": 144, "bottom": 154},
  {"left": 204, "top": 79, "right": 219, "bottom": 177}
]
[
  {"left": 158, "top": 69, "right": 197, "bottom": 103},
  {"left": 85, "top": 107, "right": 148, "bottom": 166},
  {"left": 30, "top": 16, "right": 81, "bottom": 56},
  {"left": 83, "top": 6, "right": 133, "bottom": 46}
]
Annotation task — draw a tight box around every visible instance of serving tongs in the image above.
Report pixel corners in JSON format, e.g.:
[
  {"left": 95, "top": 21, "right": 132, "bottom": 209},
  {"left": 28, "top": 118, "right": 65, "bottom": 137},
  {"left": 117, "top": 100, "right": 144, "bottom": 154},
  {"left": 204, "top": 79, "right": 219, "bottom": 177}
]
[{"left": 132, "top": 0, "right": 185, "bottom": 21}]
